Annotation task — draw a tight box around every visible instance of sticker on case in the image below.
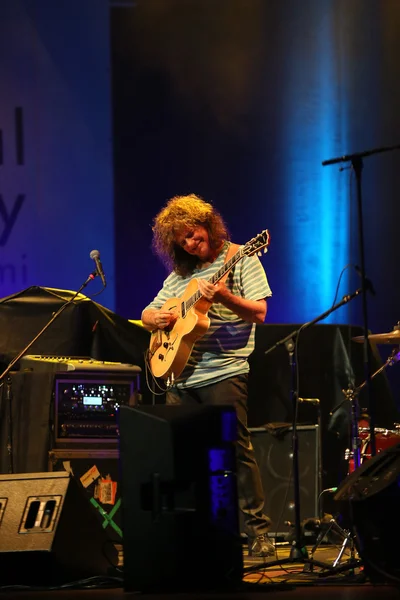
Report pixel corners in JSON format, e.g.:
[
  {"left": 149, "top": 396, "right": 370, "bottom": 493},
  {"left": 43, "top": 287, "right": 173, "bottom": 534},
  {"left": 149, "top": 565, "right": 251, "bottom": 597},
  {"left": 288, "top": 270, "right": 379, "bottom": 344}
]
[
  {"left": 80, "top": 465, "right": 101, "bottom": 488},
  {"left": 62, "top": 461, "right": 73, "bottom": 476},
  {"left": 95, "top": 474, "right": 117, "bottom": 505}
]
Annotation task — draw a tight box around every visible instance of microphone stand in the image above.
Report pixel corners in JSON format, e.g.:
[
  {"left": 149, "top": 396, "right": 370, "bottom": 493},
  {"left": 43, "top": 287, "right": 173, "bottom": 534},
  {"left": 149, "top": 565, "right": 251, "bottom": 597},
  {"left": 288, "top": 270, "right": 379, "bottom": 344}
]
[
  {"left": 322, "top": 143, "right": 400, "bottom": 458},
  {"left": 0, "top": 270, "right": 99, "bottom": 474},
  {"left": 243, "top": 287, "right": 364, "bottom": 575}
]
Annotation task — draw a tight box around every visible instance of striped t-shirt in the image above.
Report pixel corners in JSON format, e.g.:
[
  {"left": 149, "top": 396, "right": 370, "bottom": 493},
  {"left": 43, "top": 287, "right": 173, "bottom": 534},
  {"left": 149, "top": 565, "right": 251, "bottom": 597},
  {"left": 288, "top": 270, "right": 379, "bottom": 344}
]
[{"left": 143, "top": 241, "right": 272, "bottom": 388}]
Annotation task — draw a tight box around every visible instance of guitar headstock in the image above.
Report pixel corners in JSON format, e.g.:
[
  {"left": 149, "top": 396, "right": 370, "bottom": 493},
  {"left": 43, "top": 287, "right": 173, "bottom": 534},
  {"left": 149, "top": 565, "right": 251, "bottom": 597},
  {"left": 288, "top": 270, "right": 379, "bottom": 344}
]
[{"left": 243, "top": 229, "right": 270, "bottom": 257}]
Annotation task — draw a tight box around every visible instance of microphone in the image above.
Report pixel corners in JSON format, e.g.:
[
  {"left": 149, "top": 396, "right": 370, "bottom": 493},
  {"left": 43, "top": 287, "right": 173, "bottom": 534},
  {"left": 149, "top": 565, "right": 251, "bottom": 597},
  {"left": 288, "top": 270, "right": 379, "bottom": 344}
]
[
  {"left": 355, "top": 265, "right": 376, "bottom": 296},
  {"left": 90, "top": 249, "right": 106, "bottom": 287}
]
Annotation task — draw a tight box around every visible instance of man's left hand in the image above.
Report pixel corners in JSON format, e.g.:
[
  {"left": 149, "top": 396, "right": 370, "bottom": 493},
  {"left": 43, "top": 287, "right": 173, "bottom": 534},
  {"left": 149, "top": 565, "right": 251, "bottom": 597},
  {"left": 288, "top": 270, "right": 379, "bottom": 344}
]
[{"left": 197, "top": 279, "right": 229, "bottom": 303}]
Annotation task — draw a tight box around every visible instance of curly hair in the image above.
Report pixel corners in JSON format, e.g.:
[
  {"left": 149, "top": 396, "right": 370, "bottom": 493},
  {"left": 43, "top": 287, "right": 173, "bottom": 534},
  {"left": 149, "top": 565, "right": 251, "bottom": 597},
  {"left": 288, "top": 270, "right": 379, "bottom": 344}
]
[{"left": 152, "top": 194, "right": 230, "bottom": 276}]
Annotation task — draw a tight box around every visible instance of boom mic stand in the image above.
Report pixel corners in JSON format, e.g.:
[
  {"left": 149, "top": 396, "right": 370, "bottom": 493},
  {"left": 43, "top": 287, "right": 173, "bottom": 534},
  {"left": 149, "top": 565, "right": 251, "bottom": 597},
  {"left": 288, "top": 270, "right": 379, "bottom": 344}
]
[
  {"left": 322, "top": 143, "right": 400, "bottom": 459},
  {"left": 0, "top": 269, "right": 99, "bottom": 474},
  {"left": 243, "top": 287, "right": 364, "bottom": 575}
]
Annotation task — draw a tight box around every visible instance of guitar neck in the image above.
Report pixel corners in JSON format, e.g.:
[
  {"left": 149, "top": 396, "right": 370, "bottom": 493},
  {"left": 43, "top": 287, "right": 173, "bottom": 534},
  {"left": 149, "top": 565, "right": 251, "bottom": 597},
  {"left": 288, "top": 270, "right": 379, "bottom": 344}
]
[{"left": 185, "top": 246, "right": 244, "bottom": 311}]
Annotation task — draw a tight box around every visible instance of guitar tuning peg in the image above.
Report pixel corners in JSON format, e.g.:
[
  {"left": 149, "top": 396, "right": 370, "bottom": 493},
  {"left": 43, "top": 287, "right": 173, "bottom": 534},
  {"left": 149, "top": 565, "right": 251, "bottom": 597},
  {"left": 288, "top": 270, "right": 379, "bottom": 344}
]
[
  {"left": 257, "top": 251, "right": 262, "bottom": 257},
  {"left": 264, "top": 247, "right": 268, "bottom": 253}
]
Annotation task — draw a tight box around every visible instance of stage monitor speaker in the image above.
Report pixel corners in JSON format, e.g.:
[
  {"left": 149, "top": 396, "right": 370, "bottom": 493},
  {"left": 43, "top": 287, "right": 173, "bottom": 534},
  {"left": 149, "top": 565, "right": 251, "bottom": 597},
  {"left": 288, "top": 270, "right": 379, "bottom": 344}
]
[
  {"left": 250, "top": 425, "right": 320, "bottom": 537},
  {"left": 334, "top": 442, "right": 400, "bottom": 583},
  {"left": 0, "top": 471, "right": 117, "bottom": 586},
  {"left": 119, "top": 404, "right": 243, "bottom": 593}
]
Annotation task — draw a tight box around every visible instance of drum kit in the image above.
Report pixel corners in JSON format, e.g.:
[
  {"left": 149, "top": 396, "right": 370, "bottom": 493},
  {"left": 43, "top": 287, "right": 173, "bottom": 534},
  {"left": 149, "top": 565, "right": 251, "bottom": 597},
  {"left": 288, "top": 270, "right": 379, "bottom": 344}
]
[
  {"left": 345, "top": 322, "right": 400, "bottom": 472},
  {"left": 309, "top": 324, "right": 400, "bottom": 570}
]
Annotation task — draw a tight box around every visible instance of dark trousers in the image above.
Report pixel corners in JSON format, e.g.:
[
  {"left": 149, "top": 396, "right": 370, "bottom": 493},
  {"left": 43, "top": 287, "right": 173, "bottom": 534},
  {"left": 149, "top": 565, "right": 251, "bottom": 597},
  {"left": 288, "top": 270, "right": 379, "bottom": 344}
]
[{"left": 166, "top": 373, "right": 271, "bottom": 537}]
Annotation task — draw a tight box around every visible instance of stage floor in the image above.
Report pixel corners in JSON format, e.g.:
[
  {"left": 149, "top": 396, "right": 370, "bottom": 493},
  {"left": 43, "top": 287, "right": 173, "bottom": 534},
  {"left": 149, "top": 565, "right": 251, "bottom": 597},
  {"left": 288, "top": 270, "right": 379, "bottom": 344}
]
[{"left": 0, "top": 543, "right": 399, "bottom": 599}]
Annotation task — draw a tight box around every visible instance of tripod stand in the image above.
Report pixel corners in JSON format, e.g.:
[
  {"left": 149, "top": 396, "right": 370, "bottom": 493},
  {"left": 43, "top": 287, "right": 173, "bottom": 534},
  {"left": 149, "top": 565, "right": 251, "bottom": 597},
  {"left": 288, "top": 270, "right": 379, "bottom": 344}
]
[
  {"left": 243, "top": 288, "right": 364, "bottom": 576},
  {"left": 307, "top": 509, "right": 358, "bottom": 569}
]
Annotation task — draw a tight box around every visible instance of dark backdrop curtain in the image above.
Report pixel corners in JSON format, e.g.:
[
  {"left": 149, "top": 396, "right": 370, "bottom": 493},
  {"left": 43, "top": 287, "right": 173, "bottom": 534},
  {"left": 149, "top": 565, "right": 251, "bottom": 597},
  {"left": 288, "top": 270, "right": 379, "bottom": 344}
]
[{"left": 111, "top": 0, "right": 400, "bottom": 414}]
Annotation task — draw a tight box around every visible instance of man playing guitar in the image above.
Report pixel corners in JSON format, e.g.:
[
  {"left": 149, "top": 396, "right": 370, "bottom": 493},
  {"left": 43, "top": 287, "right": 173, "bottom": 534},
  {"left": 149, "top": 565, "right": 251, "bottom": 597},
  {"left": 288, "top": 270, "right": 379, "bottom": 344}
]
[{"left": 141, "top": 193, "right": 274, "bottom": 557}]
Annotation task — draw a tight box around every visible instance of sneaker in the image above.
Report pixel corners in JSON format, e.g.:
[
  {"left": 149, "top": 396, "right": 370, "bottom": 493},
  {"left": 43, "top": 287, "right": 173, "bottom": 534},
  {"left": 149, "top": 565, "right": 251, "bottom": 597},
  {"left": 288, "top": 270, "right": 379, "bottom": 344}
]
[{"left": 248, "top": 533, "right": 275, "bottom": 557}]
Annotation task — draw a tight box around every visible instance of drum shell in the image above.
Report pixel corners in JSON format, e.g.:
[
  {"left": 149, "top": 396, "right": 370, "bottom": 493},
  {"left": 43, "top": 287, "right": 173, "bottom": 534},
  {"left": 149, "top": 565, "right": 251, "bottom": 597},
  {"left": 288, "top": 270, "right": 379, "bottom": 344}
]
[{"left": 347, "top": 427, "right": 400, "bottom": 473}]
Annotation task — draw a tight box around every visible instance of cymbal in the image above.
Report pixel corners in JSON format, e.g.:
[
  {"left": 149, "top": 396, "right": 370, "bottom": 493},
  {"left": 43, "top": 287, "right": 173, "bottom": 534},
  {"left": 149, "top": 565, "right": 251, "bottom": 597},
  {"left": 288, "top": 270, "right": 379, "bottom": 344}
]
[{"left": 352, "top": 328, "right": 400, "bottom": 344}]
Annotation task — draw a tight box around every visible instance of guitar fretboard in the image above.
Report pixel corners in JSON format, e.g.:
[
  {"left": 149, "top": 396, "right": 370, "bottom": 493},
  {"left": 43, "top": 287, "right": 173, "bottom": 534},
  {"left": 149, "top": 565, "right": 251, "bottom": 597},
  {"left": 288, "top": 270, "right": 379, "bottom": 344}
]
[{"left": 184, "top": 247, "right": 244, "bottom": 312}]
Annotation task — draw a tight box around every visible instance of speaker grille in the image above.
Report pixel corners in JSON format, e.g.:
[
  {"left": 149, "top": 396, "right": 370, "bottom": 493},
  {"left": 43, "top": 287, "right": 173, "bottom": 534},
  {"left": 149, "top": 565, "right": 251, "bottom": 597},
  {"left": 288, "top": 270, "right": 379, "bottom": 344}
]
[{"left": 250, "top": 425, "right": 320, "bottom": 537}]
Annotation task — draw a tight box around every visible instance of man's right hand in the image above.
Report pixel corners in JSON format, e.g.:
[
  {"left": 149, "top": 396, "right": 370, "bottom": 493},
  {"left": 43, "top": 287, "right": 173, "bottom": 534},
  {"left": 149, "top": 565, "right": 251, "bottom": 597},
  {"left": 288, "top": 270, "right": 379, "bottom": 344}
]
[
  {"left": 142, "top": 308, "right": 178, "bottom": 331},
  {"left": 154, "top": 309, "right": 177, "bottom": 330}
]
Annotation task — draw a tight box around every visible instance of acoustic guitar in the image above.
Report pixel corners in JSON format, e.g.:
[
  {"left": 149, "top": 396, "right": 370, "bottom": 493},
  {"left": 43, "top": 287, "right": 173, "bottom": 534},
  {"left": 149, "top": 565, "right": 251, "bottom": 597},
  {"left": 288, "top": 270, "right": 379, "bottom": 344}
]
[{"left": 148, "top": 229, "right": 270, "bottom": 383}]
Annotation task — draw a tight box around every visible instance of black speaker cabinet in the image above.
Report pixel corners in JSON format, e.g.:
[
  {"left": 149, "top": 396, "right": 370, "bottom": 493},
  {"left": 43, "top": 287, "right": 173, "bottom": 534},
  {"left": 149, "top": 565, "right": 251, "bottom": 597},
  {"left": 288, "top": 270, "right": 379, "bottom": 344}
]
[
  {"left": 48, "top": 448, "right": 121, "bottom": 543},
  {"left": 0, "top": 471, "right": 117, "bottom": 585},
  {"left": 119, "top": 404, "right": 243, "bottom": 592},
  {"left": 250, "top": 425, "right": 321, "bottom": 537}
]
